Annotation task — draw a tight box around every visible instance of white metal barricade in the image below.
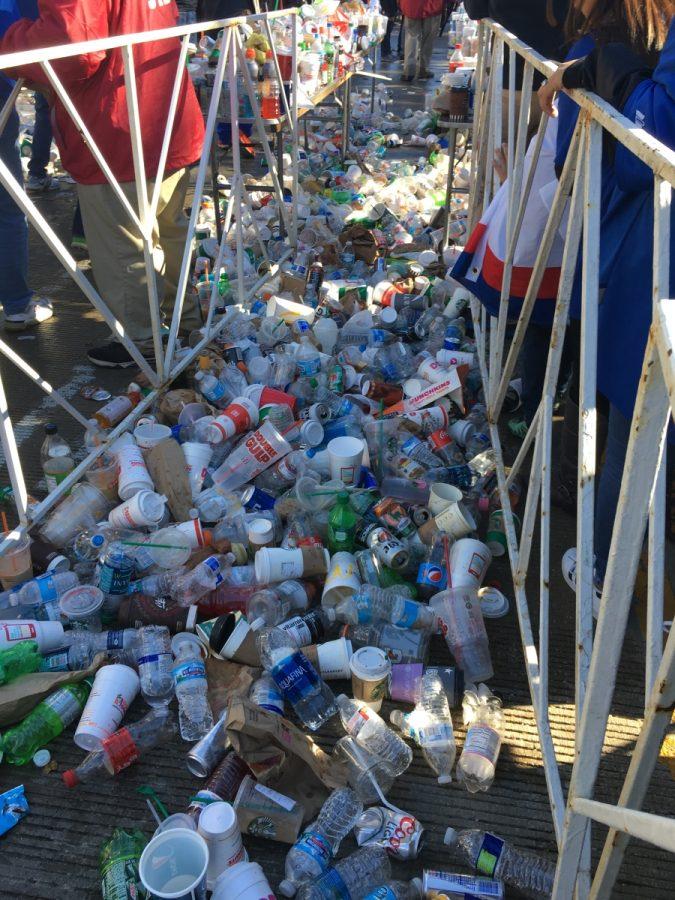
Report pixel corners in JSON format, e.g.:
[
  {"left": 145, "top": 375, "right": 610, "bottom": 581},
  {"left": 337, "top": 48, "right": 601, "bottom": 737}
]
[{"left": 470, "top": 19, "right": 675, "bottom": 899}]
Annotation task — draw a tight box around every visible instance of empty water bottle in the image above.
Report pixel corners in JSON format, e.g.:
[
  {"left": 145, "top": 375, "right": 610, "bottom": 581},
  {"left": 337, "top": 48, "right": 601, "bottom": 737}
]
[
  {"left": 335, "top": 585, "right": 436, "bottom": 632},
  {"left": 246, "top": 579, "right": 309, "bottom": 629},
  {"left": 444, "top": 826, "right": 555, "bottom": 897},
  {"left": 129, "top": 568, "right": 187, "bottom": 598},
  {"left": 172, "top": 632, "right": 213, "bottom": 741},
  {"left": 363, "top": 881, "right": 423, "bottom": 900},
  {"left": 456, "top": 684, "right": 504, "bottom": 792},
  {"left": 172, "top": 554, "right": 233, "bottom": 606},
  {"left": 9, "top": 571, "right": 79, "bottom": 620},
  {"left": 256, "top": 626, "right": 337, "bottom": 731},
  {"left": 279, "top": 787, "right": 364, "bottom": 896},
  {"left": 136, "top": 625, "right": 174, "bottom": 707},
  {"left": 41, "top": 628, "right": 140, "bottom": 671},
  {"left": 336, "top": 695, "right": 412, "bottom": 776},
  {"left": 296, "top": 847, "right": 391, "bottom": 900},
  {"left": 249, "top": 672, "right": 284, "bottom": 715}
]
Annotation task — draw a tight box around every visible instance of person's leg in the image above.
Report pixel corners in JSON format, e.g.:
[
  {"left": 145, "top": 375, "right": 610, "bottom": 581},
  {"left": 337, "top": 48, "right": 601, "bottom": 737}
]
[
  {"left": 27, "top": 92, "right": 53, "bottom": 183},
  {"left": 397, "top": 16, "right": 404, "bottom": 56},
  {"left": 382, "top": 16, "right": 394, "bottom": 55},
  {"left": 594, "top": 404, "right": 632, "bottom": 582},
  {"left": 418, "top": 15, "right": 440, "bottom": 77},
  {"left": 520, "top": 322, "right": 552, "bottom": 426},
  {"left": 71, "top": 200, "right": 86, "bottom": 249},
  {"left": 0, "top": 100, "right": 31, "bottom": 316},
  {"left": 403, "top": 18, "right": 421, "bottom": 79}
]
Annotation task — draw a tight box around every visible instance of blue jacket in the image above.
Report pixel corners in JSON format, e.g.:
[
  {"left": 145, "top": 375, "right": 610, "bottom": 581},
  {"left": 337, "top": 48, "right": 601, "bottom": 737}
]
[{"left": 0, "top": 0, "right": 37, "bottom": 95}]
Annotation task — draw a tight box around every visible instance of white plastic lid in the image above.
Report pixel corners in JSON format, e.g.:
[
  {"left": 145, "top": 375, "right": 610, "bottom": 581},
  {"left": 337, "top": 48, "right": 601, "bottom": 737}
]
[
  {"left": 248, "top": 518, "right": 274, "bottom": 544},
  {"left": 171, "top": 631, "right": 203, "bottom": 657},
  {"left": 33, "top": 749, "right": 51, "bottom": 767},
  {"left": 300, "top": 419, "right": 324, "bottom": 447},
  {"left": 59, "top": 585, "right": 104, "bottom": 620},
  {"left": 404, "top": 378, "right": 427, "bottom": 397},
  {"left": 478, "top": 586, "right": 510, "bottom": 618},
  {"left": 349, "top": 646, "right": 390, "bottom": 681},
  {"left": 139, "top": 491, "right": 167, "bottom": 521},
  {"left": 379, "top": 307, "right": 398, "bottom": 325},
  {"left": 198, "top": 800, "right": 237, "bottom": 838}
]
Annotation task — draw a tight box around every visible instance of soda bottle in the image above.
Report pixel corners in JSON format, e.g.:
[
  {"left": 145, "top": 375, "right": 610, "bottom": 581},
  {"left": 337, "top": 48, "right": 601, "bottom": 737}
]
[
  {"left": 172, "top": 632, "right": 214, "bottom": 741},
  {"left": 416, "top": 533, "right": 451, "bottom": 600},
  {"left": 41, "top": 423, "right": 74, "bottom": 493},
  {"left": 261, "top": 51, "right": 281, "bottom": 119},
  {"left": 336, "top": 695, "right": 412, "bottom": 776},
  {"left": 296, "top": 847, "right": 391, "bottom": 900},
  {"left": 256, "top": 626, "right": 337, "bottom": 731},
  {"left": 444, "top": 826, "right": 555, "bottom": 896},
  {"left": 327, "top": 491, "right": 358, "bottom": 553},
  {"left": 100, "top": 828, "right": 147, "bottom": 900},
  {"left": 457, "top": 684, "right": 504, "bottom": 793},
  {"left": 0, "top": 640, "right": 40, "bottom": 685},
  {"left": 94, "top": 386, "right": 141, "bottom": 429},
  {"left": 136, "top": 625, "right": 174, "bottom": 706},
  {"left": 279, "top": 787, "right": 364, "bottom": 896},
  {"left": 63, "top": 707, "right": 176, "bottom": 787},
  {"left": 335, "top": 585, "right": 436, "bottom": 632},
  {"left": 0, "top": 680, "right": 91, "bottom": 764}
]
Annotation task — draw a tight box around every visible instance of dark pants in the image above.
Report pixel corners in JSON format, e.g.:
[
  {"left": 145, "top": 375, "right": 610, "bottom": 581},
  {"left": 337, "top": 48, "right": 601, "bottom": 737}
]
[
  {"left": 521, "top": 321, "right": 572, "bottom": 425},
  {"left": 27, "top": 91, "right": 52, "bottom": 180},
  {"left": 0, "top": 81, "right": 31, "bottom": 314}
]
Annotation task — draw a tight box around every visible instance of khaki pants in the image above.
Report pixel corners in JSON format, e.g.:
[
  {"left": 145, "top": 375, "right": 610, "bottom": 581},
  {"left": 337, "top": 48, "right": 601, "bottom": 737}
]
[
  {"left": 404, "top": 15, "right": 440, "bottom": 78},
  {"left": 77, "top": 167, "right": 202, "bottom": 346}
]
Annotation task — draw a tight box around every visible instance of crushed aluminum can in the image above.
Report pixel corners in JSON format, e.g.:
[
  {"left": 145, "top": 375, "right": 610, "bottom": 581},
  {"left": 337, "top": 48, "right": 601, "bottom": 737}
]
[
  {"left": 80, "top": 386, "right": 112, "bottom": 402},
  {"left": 353, "top": 806, "right": 424, "bottom": 860}
]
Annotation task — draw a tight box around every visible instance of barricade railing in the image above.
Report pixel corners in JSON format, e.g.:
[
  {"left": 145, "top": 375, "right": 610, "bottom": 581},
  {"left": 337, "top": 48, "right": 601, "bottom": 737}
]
[{"left": 471, "top": 19, "right": 675, "bottom": 898}]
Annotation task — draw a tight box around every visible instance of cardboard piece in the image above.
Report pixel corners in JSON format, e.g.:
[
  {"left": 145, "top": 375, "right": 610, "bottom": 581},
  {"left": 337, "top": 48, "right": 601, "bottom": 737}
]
[
  {"left": 339, "top": 224, "right": 378, "bottom": 264},
  {"left": 145, "top": 438, "right": 193, "bottom": 522},
  {"left": 279, "top": 272, "right": 307, "bottom": 302}
]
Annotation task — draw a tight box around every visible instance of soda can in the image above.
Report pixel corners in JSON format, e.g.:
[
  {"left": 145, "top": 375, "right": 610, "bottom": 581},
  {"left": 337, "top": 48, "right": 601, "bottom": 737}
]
[
  {"left": 329, "top": 365, "right": 345, "bottom": 394},
  {"left": 241, "top": 485, "right": 277, "bottom": 511},
  {"left": 410, "top": 505, "right": 431, "bottom": 526},
  {"left": 354, "top": 806, "right": 424, "bottom": 860},
  {"left": 355, "top": 548, "right": 382, "bottom": 586},
  {"left": 443, "top": 324, "right": 463, "bottom": 350},
  {"left": 297, "top": 403, "right": 331, "bottom": 423},
  {"left": 372, "top": 497, "right": 416, "bottom": 538}
]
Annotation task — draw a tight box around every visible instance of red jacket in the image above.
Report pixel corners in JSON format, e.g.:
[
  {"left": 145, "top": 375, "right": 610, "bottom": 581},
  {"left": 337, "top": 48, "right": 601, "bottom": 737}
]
[
  {"left": 1, "top": 0, "right": 204, "bottom": 185},
  {"left": 399, "top": 0, "right": 444, "bottom": 19}
]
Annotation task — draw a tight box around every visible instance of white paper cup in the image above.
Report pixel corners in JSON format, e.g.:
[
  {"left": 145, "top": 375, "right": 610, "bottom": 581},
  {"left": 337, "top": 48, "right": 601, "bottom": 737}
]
[
  {"left": 447, "top": 419, "right": 475, "bottom": 448},
  {"left": 327, "top": 436, "right": 365, "bottom": 486},
  {"left": 428, "top": 483, "right": 463, "bottom": 516},
  {"left": 350, "top": 646, "right": 391, "bottom": 711},
  {"left": 198, "top": 802, "right": 247, "bottom": 890},
  {"left": 418, "top": 358, "right": 451, "bottom": 384},
  {"left": 436, "top": 349, "right": 474, "bottom": 368},
  {"left": 174, "top": 518, "right": 209, "bottom": 549},
  {"left": 434, "top": 499, "right": 477, "bottom": 538},
  {"left": 139, "top": 828, "right": 209, "bottom": 900},
  {"left": 449, "top": 538, "right": 492, "bottom": 589},
  {"left": 74, "top": 663, "right": 140, "bottom": 750},
  {"left": 182, "top": 442, "right": 213, "bottom": 499},
  {"left": 322, "top": 552, "right": 360, "bottom": 607},
  {"left": 108, "top": 490, "right": 167, "bottom": 529},
  {"left": 310, "top": 637, "right": 353, "bottom": 680},
  {"left": 134, "top": 423, "right": 172, "bottom": 450},
  {"left": 117, "top": 442, "right": 155, "bottom": 500},
  {"left": 212, "top": 861, "right": 275, "bottom": 900},
  {"left": 255, "top": 546, "right": 329, "bottom": 583}
]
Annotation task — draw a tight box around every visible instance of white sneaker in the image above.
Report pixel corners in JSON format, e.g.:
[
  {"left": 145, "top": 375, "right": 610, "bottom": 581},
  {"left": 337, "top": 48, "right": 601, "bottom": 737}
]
[
  {"left": 4, "top": 297, "right": 54, "bottom": 331},
  {"left": 561, "top": 547, "right": 603, "bottom": 618}
]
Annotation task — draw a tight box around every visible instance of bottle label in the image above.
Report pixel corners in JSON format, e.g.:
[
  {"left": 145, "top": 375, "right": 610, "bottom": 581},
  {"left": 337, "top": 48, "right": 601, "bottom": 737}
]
[
  {"left": 102, "top": 727, "right": 140, "bottom": 774},
  {"left": 173, "top": 660, "right": 207, "bottom": 685},
  {"left": 370, "top": 329, "right": 387, "bottom": 345},
  {"left": 44, "top": 687, "right": 84, "bottom": 725},
  {"left": 2, "top": 623, "right": 36, "bottom": 644},
  {"left": 416, "top": 562, "right": 448, "bottom": 593},
  {"left": 39, "top": 650, "right": 69, "bottom": 672},
  {"left": 463, "top": 725, "right": 501, "bottom": 765},
  {"left": 106, "top": 630, "right": 127, "bottom": 651},
  {"left": 295, "top": 829, "right": 332, "bottom": 867},
  {"left": 363, "top": 888, "right": 396, "bottom": 900},
  {"left": 101, "top": 854, "right": 143, "bottom": 900},
  {"left": 250, "top": 682, "right": 284, "bottom": 715},
  {"left": 346, "top": 706, "right": 372, "bottom": 737},
  {"left": 35, "top": 574, "right": 57, "bottom": 603},
  {"left": 270, "top": 651, "right": 320, "bottom": 704},
  {"left": 297, "top": 356, "right": 321, "bottom": 376},
  {"left": 138, "top": 652, "right": 172, "bottom": 669},
  {"left": 280, "top": 609, "right": 325, "bottom": 646},
  {"left": 394, "top": 599, "right": 423, "bottom": 629},
  {"left": 202, "top": 556, "right": 224, "bottom": 587},
  {"left": 419, "top": 722, "right": 454, "bottom": 745},
  {"left": 99, "top": 561, "right": 133, "bottom": 595},
  {"left": 206, "top": 380, "right": 226, "bottom": 402},
  {"left": 315, "top": 867, "right": 351, "bottom": 899},
  {"left": 476, "top": 832, "right": 505, "bottom": 878},
  {"left": 45, "top": 470, "right": 70, "bottom": 493}
]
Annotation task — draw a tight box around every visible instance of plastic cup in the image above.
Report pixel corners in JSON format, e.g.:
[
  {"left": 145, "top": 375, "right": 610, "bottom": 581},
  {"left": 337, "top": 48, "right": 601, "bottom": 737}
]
[
  {"left": 178, "top": 402, "right": 212, "bottom": 427},
  {"left": 59, "top": 585, "right": 104, "bottom": 632},
  {"left": 327, "top": 436, "right": 365, "bottom": 486},
  {"left": 322, "top": 551, "right": 360, "bottom": 607},
  {"left": 142, "top": 526, "right": 192, "bottom": 569},
  {"left": 428, "top": 483, "right": 463, "bottom": 516},
  {"left": 108, "top": 491, "right": 167, "bottom": 529},
  {"left": 40, "top": 483, "right": 112, "bottom": 548},
  {"left": 74, "top": 663, "right": 140, "bottom": 750},
  {"left": 182, "top": 443, "right": 213, "bottom": 499},
  {"left": 449, "top": 538, "right": 492, "bottom": 589},
  {"left": 332, "top": 736, "right": 395, "bottom": 804},
  {"left": 134, "top": 422, "right": 172, "bottom": 450},
  {"left": 304, "top": 637, "right": 353, "bottom": 680},
  {"left": 212, "top": 421, "right": 292, "bottom": 491},
  {"left": 154, "top": 813, "right": 198, "bottom": 836},
  {"left": 139, "top": 829, "right": 209, "bottom": 900},
  {"left": 434, "top": 497, "right": 476, "bottom": 539},
  {"left": 212, "top": 861, "right": 275, "bottom": 900},
  {"left": 0, "top": 532, "right": 33, "bottom": 589},
  {"left": 84, "top": 453, "right": 119, "bottom": 501},
  {"left": 447, "top": 419, "right": 475, "bottom": 447},
  {"left": 198, "top": 802, "right": 247, "bottom": 890},
  {"left": 350, "top": 646, "right": 391, "bottom": 712},
  {"left": 117, "top": 442, "right": 155, "bottom": 500}
]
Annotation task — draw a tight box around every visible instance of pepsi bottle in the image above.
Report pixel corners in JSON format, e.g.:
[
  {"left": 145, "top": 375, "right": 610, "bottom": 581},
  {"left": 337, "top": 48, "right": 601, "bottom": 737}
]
[{"left": 416, "top": 534, "right": 451, "bottom": 600}]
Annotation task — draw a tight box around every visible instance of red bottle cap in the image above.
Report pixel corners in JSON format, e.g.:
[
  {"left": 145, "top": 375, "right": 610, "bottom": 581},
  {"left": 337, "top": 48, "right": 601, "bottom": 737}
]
[{"left": 62, "top": 769, "right": 79, "bottom": 789}]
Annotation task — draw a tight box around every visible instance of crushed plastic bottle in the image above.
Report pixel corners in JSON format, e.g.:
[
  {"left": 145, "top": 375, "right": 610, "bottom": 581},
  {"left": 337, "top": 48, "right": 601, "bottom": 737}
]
[
  {"left": 456, "top": 684, "right": 504, "bottom": 792},
  {"left": 296, "top": 847, "right": 391, "bottom": 900},
  {"left": 336, "top": 694, "right": 412, "bottom": 776}
]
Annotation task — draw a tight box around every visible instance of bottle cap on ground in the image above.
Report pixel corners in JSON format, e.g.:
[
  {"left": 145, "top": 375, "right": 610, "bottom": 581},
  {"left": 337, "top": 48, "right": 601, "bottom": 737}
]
[{"left": 33, "top": 749, "right": 51, "bottom": 768}]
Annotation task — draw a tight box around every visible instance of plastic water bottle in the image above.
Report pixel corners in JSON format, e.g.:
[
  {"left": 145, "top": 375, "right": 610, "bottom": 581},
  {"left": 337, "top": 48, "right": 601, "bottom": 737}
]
[
  {"left": 336, "top": 695, "right": 412, "bottom": 776},
  {"left": 279, "top": 608, "right": 336, "bottom": 647},
  {"left": 296, "top": 333, "right": 322, "bottom": 377},
  {"left": 280, "top": 787, "right": 364, "bottom": 896},
  {"left": 0, "top": 680, "right": 91, "bottom": 764},
  {"left": 41, "top": 628, "right": 140, "bottom": 671},
  {"left": 195, "top": 368, "right": 227, "bottom": 406},
  {"left": 335, "top": 585, "right": 436, "bottom": 632},
  {"left": 172, "top": 554, "right": 232, "bottom": 607},
  {"left": 296, "top": 847, "right": 391, "bottom": 900},
  {"left": 444, "top": 827, "right": 556, "bottom": 897},
  {"left": 129, "top": 567, "right": 187, "bottom": 598},
  {"left": 246, "top": 581, "right": 309, "bottom": 629},
  {"left": 9, "top": 571, "right": 79, "bottom": 620},
  {"left": 457, "top": 684, "right": 504, "bottom": 792},
  {"left": 256, "top": 626, "right": 337, "bottom": 731},
  {"left": 390, "top": 670, "right": 456, "bottom": 784},
  {"left": 249, "top": 672, "right": 284, "bottom": 715},
  {"left": 172, "top": 632, "right": 214, "bottom": 741},
  {"left": 0, "top": 641, "right": 41, "bottom": 684},
  {"left": 136, "top": 625, "right": 174, "bottom": 707},
  {"left": 63, "top": 707, "right": 176, "bottom": 787},
  {"left": 97, "top": 543, "right": 135, "bottom": 617},
  {"left": 363, "top": 881, "right": 423, "bottom": 900}
]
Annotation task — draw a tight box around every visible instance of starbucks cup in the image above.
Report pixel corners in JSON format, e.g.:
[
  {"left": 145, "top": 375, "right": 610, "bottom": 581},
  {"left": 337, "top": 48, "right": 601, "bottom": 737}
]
[
  {"left": 139, "top": 828, "right": 209, "bottom": 900},
  {"left": 305, "top": 637, "right": 353, "bottom": 680},
  {"left": 198, "top": 802, "right": 247, "bottom": 889},
  {"left": 322, "top": 552, "right": 360, "bottom": 607},
  {"left": 182, "top": 443, "right": 213, "bottom": 499},
  {"left": 428, "top": 483, "right": 463, "bottom": 516},
  {"left": 108, "top": 491, "right": 167, "bottom": 529},
  {"left": 449, "top": 538, "right": 492, "bottom": 589},
  {"left": 434, "top": 497, "right": 476, "bottom": 539},
  {"left": 327, "top": 436, "right": 365, "bottom": 486},
  {"left": 74, "top": 663, "right": 140, "bottom": 750},
  {"left": 350, "top": 646, "right": 391, "bottom": 711},
  {"left": 134, "top": 422, "right": 172, "bottom": 451},
  {"left": 212, "top": 861, "right": 274, "bottom": 900},
  {"left": 117, "top": 442, "right": 155, "bottom": 500}
]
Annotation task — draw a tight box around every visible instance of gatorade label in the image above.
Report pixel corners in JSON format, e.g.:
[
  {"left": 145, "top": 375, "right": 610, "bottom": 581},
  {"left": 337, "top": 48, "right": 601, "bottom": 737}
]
[
  {"left": 315, "top": 867, "right": 351, "bottom": 899},
  {"left": 463, "top": 725, "right": 502, "bottom": 766},
  {"left": 475, "top": 832, "right": 506, "bottom": 878},
  {"left": 416, "top": 562, "right": 447, "bottom": 593},
  {"left": 270, "top": 651, "right": 320, "bottom": 704},
  {"left": 172, "top": 660, "right": 207, "bottom": 685},
  {"left": 294, "top": 829, "right": 332, "bottom": 868}
]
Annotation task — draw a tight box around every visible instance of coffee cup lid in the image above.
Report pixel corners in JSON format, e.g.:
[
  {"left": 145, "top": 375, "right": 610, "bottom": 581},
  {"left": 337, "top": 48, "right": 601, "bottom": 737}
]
[
  {"left": 248, "top": 518, "right": 273, "bottom": 543},
  {"left": 478, "top": 585, "right": 509, "bottom": 618},
  {"left": 349, "top": 645, "right": 391, "bottom": 681}
]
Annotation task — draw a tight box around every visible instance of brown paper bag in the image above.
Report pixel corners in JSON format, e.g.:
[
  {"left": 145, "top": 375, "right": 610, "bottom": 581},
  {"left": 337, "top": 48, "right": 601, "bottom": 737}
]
[
  {"left": 339, "top": 224, "right": 378, "bottom": 264},
  {"left": 205, "top": 657, "right": 258, "bottom": 719},
  {"left": 145, "top": 438, "right": 193, "bottom": 522}
]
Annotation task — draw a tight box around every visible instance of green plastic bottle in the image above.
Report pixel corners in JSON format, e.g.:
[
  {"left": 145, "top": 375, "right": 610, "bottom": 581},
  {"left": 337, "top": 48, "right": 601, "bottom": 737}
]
[
  {"left": 100, "top": 828, "right": 147, "bottom": 900},
  {"left": 0, "top": 640, "right": 41, "bottom": 685},
  {"left": 328, "top": 491, "right": 358, "bottom": 554},
  {"left": 0, "top": 679, "right": 91, "bottom": 765}
]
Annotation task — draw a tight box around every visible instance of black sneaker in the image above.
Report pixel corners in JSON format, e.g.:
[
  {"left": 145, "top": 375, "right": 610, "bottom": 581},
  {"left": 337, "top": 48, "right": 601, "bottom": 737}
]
[{"left": 87, "top": 341, "right": 138, "bottom": 369}]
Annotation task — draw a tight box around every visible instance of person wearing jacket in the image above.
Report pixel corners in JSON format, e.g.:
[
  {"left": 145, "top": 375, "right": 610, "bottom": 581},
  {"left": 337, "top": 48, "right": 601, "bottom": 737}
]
[
  {"left": 0, "top": 0, "right": 205, "bottom": 368},
  {"left": 400, "top": 0, "right": 444, "bottom": 81}
]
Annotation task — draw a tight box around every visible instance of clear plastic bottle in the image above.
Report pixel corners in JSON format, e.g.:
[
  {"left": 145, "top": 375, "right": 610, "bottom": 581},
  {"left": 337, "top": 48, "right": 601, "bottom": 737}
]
[
  {"left": 363, "top": 881, "right": 423, "bottom": 900},
  {"left": 41, "top": 628, "right": 140, "bottom": 671},
  {"left": 171, "top": 632, "right": 214, "bottom": 741},
  {"left": 296, "top": 333, "right": 322, "bottom": 377},
  {"left": 336, "top": 695, "right": 412, "bottom": 776},
  {"left": 171, "top": 554, "right": 233, "bottom": 607},
  {"left": 280, "top": 787, "right": 364, "bottom": 897},
  {"left": 256, "top": 626, "right": 337, "bottom": 731},
  {"left": 245, "top": 580, "right": 309, "bottom": 629},
  {"left": 249, "top": 672, "right": 284, "bottom": 715},
  {"left": 136, "top": 625, "right": 174, "bottom": 706},
  {"left": 41, "top": 423, "right": 74, "bottom": 494},
  {"left": 63, "top": 707, "right": 176, "bottom": 787},
  {"left": 335, "top": 585, "right": 436, "bottom": 632},
  {"left": 195, "top": 368, "right": 227, "bottom": 407},
  {"left": 279, "top": 607, "right": 336, "bottom": 647},
  {"left": 400, "top": 435, "right": 441, "bottom": 470},
  {"left": 456, "top": 684, "right": 504, "bottom": 792},
  {"left": 296, "top": 847, "right": 391, "bottom": 900},
  {"left": 345, "top": 622, "right": 430, "bottom": 664},
  {"left": 129, "top": 567, "right": 188, "bottom": 598},
  {"left": 444, "top": 826, "right": 555, "bottom": 897},
  {"left": 9, "top": 571, "right": 79, "bottom": 620}
]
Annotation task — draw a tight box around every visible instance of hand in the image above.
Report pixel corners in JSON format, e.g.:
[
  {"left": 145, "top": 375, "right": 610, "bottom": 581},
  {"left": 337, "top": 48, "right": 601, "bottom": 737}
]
[
  {"left": 537, "top": 60, "right": 576, "bottom": 117},
  {"left": 493, "top": 142, "right": 508, "bottom": 184}
]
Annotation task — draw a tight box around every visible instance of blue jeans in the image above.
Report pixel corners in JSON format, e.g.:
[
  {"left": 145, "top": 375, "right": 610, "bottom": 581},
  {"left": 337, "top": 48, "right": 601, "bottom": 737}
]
[
  {"left": 594, "top": 404, "right": 631, "bottom": 581},
  {"left": 27, "top": 91, "right": 52, "bottom": 180},
  {"left": 0, "top": 81, "right": 31, "bottom": 315}
]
